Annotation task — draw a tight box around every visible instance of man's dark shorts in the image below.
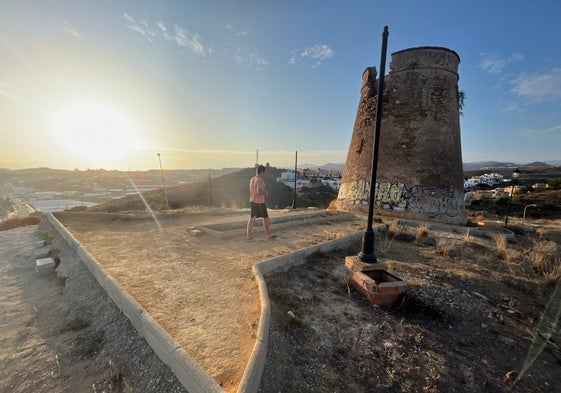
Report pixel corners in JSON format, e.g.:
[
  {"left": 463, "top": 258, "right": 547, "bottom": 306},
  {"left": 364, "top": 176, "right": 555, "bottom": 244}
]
[{"left": 250, "top": 202, "right": 269, "bottom": 218}]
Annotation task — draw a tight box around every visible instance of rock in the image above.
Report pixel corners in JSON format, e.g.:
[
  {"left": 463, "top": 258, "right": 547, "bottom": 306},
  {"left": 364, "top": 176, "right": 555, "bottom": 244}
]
[{"left": 472, "top": 291, "right": 489, "bottom": 302}]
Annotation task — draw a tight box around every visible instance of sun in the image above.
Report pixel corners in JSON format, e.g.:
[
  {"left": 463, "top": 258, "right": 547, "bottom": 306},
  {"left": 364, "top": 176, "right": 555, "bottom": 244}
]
[{"left": 52, "top": 101, "right": 141, "bottom": 163}]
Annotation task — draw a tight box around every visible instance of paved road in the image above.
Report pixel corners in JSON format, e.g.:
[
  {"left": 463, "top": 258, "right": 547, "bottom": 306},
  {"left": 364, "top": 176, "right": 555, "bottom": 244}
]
[{"left": 1, "top": 194, "right": 35, "bottom": 218}]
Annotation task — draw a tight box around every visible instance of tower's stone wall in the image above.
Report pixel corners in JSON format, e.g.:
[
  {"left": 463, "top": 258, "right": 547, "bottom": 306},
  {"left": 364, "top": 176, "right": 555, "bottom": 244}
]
[{"left": 336, "top": 46, "right": 467, "bottom": 225}]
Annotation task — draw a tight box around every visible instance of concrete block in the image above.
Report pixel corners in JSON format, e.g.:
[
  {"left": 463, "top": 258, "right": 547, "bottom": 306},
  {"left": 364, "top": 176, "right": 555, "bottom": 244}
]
[
  {"left": 348, "top": 269, "right": 410, "bottom": 307},
  {"left": 34, "top": 246, "right": 51, "bottom": 259},
  {"left": 36, "top": 257, "right": 55, "bottom": 272}
]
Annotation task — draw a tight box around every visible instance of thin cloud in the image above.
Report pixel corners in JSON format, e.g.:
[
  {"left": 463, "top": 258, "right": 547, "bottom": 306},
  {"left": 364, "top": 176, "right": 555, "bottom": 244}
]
[
  {"left": 156, "top": 20, "right": 170, "bottom": 39},
  {"left": 301, "top": 45, "right": 333, "bottom": 61},
  {"left": 174, "top": 26, "right": 205, "bottom": 56},
  {"left": 123, "top": 13, "right": 156, "bottom": 40},
  {"left": 511, "top": 68, "right": 561, "bottom": 103},
  {"left": 224, "top": 24, "right": 268, "bottom": 69},
  {"left": 122, "top": 12, "right": 207, "bottom": 57},
  {"left": 479, "top": 53, "right": 507, "bottom": 75},
  {"left": 510, "top": 52, "right": 524, "bottom": 62},
  {"left": 517, "top": 124, "right": 561, "bottom": 138},
  {"left": 501, "top": 100, "right": 521, "bottom": 113},
  {"left": 59, "top": 21, "right": 82, "bottom": 38},
  {"left": 289, "top": 44, "right": 334, "bottom": 66},
  {"left": 479, "top": 52, "right": 523, "bottom": 75}
]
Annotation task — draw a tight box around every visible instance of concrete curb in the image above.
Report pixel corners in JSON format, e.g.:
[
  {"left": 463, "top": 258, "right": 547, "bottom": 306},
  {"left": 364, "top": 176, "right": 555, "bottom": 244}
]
[
  {"left": 47, "top": 213, "right": 224, "bottom": 393},
  {"left": 395, "top": 218, "right": 517, "bottom": 241},
  {"left": 237, "top": 224, "right": 386, "bottom": 393},
  {"left": 199, "top": 212, "right": 354, "bottom": 239}
]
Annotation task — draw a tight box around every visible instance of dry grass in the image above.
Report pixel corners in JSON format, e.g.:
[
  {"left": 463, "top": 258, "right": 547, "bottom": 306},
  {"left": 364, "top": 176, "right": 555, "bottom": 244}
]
[
  {"left": 461, "top": 229, "right": 478, "bottom": 247},
  {"left": 436, "top": 238, "right": 455, "bottom": 257},
  {"left": 387, "top": 221, "right": 402, "bottom": 237},
  {"left": 529, "top": 240, "right": 561, "bottom": 285},
  {"left": 536, "top": 227, "right": 549, "bottom": 240},
  {"left": 505, "top": 249, "right": 521, "bottom": 263},
  {"left": 413, "top": 225, "right": 429, "bottom": 242},
  {"left": 495, "top": 235, "right": 508, "bottom": 259}
]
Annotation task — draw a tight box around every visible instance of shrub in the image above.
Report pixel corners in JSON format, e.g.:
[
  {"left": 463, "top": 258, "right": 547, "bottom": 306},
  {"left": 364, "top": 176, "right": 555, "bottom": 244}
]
[
  {"left": 530, "top": 241, "right": 561, "bottom": 285},
  {"left": 547, "top": 177, "right": 561, "bottom": 190},
  {"left": 0, "top": 216, "right": 41, "bottom": 231}
]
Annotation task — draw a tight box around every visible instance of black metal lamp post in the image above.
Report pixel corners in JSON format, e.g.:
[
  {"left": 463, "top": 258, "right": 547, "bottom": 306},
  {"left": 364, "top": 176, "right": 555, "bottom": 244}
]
[
  {"left": 504, "top": 168, "right": 521, "bottom": 226},
  {"left": 358, "top": 26, "right": 389, "bottom": 263}
]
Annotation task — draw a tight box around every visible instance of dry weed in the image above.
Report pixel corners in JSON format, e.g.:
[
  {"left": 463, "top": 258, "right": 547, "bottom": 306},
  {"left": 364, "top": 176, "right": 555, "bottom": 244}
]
[
  {"left": 495, "top": 235, "right": 508, "bottom": 259},
  {"left": 535, "top": 227, "right": 548, "bottom": 240},
  {"left": 529, "top": 241, "right": 561, "bottom": 285},
  {"left": 461, "top": 229, "right": 478, "bottom": 247},
  {"left": 504, "top": 249, "right": 521, "bottom": 263},
  {"left": 414, "top": 225, "right": 429, "bottom": 241},
  {"left": 436, "top": 238, "right": 455, "bottom": 257},
  {"left": 377, "top": 232, "right": 395, "bottom": 254},
  {"left": 532, "top": 240, "right": 557, "bottom": 254},
  {"left": 387, "top": 221, "right": 402, "bottom": 237}
]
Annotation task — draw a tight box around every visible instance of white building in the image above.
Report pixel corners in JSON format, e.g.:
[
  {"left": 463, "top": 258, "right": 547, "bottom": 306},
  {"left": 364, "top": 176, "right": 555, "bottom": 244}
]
[
  {"left": 464, "top": 173, "right": 504, "bottom": 189},
  {"left": 277, "top": 170, "right": 344, "bottom": 190},
  {"left": 276, "top": 171, "right": 311, "bottom": 190},
  {"left": 320, "top": 178, "right": 341, "bottom": 190}
]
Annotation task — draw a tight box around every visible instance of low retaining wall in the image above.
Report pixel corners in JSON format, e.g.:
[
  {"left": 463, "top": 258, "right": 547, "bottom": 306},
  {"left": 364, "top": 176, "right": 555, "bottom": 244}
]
[
  {"left": 47, "top": 212, "right": 384, "bottom": 393},
  {"left": 198, "top": 212, "right": 354, "bottom": 239}
]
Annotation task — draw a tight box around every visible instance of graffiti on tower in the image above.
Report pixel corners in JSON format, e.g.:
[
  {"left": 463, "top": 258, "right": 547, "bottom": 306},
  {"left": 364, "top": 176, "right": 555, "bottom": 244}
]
[{"left": 338, "top": 179, "right": 460, "bottom": 218}]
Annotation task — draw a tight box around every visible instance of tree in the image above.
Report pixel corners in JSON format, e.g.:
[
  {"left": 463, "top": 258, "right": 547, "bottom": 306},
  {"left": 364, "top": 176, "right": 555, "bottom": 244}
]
[
  {"left": 457, "top": 89, "right": 466, "bottom": 116},
  {"left": 547, "top": 177, "right": 561, "bottom": 190}
]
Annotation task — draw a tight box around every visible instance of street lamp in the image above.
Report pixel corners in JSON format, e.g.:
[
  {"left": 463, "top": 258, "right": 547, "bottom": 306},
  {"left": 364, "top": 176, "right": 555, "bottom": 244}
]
[
  {"left": 523, "top": 204, "right": 537, "bottom": 221},
  {"left": 504, "top": 168, "right": 521, "bottom": 226},
  {"left": 358, "top": 26, "right": 389, "bottom": 263},
  {"left": 157, "top": 153, "right": 170, "bottom": 209}
]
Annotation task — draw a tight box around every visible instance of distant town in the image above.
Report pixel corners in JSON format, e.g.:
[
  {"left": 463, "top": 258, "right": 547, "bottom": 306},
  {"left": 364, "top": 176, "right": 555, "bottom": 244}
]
[
  {"left": 0, "top": 165, "right": 343, "bottom": 217},
  {"left": 1, "top": 161, "right": 560, "bottom": 219}
]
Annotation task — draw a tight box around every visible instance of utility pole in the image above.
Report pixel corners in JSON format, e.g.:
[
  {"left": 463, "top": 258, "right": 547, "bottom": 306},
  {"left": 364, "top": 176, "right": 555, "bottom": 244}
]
[
  {"left": 157, "top": 153, "right": 169, "bottom": 209},
  {"left": 208, "top": 170, "right": 213, "bottom": 207},
  {"left": 292, "top": 150, "right": 298, "bottom": 209}
]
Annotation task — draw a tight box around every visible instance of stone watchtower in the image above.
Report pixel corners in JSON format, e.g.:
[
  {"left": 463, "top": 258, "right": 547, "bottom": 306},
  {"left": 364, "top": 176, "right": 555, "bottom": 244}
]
[{"left": 336, "top": 46, "right": 467, "bottom": 225}]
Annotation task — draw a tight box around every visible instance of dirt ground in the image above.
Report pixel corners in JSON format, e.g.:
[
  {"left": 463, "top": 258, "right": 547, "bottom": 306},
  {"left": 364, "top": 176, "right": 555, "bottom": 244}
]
[
  {"left": 260, "top": 219, "right": 561, "bottom": 393},
  {"left": 3, "top": 210, "right": 560, "bottom": 393},
  {"left": 52, "top": 208, "right": 364, "bottom": 392}
]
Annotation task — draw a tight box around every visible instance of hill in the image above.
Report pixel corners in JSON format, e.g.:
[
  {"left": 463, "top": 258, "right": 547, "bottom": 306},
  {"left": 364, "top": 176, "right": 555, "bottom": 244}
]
[{"left": 87, "top": 167, "right": 338, "bottom": 213}]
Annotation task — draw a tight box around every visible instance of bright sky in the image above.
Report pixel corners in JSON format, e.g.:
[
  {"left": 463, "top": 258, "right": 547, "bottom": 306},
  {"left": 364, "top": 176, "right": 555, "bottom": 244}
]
[{"left": 1, "top": 0, "right": 561, "bottom": 171}]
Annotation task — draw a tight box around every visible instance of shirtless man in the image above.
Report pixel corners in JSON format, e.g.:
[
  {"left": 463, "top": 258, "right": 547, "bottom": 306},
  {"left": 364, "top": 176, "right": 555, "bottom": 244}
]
[{"left": 247, "top": 165, "right": 277, "bottom": 240}]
